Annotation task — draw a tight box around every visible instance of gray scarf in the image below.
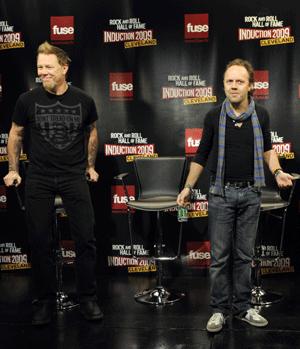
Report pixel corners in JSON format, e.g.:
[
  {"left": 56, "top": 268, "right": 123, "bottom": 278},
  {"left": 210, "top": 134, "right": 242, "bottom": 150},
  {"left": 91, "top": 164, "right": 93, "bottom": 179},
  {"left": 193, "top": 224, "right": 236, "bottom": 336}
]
[{"left": 210, "top": 97, "right": 265, "bottom": 196}]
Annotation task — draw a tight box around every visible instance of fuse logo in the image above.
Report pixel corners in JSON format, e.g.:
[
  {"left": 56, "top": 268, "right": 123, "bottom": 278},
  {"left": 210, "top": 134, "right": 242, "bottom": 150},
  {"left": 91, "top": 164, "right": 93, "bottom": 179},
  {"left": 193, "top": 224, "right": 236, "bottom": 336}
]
[
  {"left": 186, "top": 23, "right": 209, "bottom": 33},
  {"left": 186, "top": 241, "right": 211, "bottom": 267},
  {"left": 185, "top": 128, "right": 203, "bottom": 155},
  {"left": 50, "top": 16, "right": 74, "bottom": 42},
  {"left": 112, "top": 185, "right": 135, "bottom": 212},
  {"left": 110, "top": 72, "right": 133, "bottom": 99},
  {"left": 111, "top": 82, "right": 133, "bottom": 91},
  {"left": 253, "top": 70, "right": 269, "bottom": 99},
  {"left": 61, "top": 240, "right": 76, "bottom": 264},
  {"left": 52, "top": 26, "right": 74, "bottom": 35},
  {"left": 184, "top": 14, "right": 209, "bottom": 41}
]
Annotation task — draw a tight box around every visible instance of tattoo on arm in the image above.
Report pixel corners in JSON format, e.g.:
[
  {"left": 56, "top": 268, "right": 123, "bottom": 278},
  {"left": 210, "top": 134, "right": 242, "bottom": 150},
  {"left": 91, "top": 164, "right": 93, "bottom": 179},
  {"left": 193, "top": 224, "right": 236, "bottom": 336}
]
[
  {"left": 87, "top": 123, "right": 98, "bottom": 168},
  {"left": 8, "top": 124, "right": 24, "bottom": 172}
]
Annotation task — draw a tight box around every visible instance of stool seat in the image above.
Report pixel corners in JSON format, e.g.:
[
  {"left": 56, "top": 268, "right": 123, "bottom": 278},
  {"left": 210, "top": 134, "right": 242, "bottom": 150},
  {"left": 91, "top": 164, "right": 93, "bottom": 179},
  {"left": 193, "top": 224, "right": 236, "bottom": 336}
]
[
  {"left": 260, "top": 188, "right": 289, "bottom": 211},
  {"left": 127, "top": 196, "right": 178, "bottom": 211}
]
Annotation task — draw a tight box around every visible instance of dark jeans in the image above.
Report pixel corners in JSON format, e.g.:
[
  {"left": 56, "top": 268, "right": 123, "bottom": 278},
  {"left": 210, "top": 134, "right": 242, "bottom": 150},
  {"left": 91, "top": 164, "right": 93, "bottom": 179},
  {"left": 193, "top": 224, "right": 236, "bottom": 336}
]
[
  {"left": 25, "top": 172, "right": 97, "bottom": 302},
  {"left": 208, "top": 184, "right": 261, "bottom": 315}
]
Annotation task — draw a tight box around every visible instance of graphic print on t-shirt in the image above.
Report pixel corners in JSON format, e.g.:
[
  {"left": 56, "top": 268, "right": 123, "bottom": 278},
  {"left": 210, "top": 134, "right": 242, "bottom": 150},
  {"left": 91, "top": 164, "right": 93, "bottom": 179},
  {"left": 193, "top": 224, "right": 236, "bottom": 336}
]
[{"left": 35, "top": 101, "right": 82, "bottom": 150}]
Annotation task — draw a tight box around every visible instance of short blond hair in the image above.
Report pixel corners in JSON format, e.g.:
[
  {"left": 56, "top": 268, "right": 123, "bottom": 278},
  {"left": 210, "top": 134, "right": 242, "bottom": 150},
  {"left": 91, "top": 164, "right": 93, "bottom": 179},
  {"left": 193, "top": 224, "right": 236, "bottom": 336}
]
[
  {"left": 224, "top": 58, "right": 254, "bottom": 95},
  {"left": 224, "top": 58, "right": 254, "bottom": 85},
  {"left": 37, "top": 41, "right": 71, "bottom": 66}
]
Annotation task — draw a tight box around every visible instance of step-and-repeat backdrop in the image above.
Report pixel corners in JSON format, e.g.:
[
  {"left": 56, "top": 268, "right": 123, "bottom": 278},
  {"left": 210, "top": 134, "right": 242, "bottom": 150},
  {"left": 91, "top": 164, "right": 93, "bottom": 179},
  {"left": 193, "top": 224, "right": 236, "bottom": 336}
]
[{"left": 1, "top": 0, "right": 300, "bottom": 276}]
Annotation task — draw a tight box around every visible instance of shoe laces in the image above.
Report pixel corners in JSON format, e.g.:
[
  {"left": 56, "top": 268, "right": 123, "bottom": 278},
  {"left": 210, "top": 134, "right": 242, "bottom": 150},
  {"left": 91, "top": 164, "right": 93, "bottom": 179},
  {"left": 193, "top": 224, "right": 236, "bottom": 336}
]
[
  {"left": 210, "top": 312, "right": 224, "bottom": 324},
  {"left": 246, "top": 308, "right": 261, "bottom": 320}
]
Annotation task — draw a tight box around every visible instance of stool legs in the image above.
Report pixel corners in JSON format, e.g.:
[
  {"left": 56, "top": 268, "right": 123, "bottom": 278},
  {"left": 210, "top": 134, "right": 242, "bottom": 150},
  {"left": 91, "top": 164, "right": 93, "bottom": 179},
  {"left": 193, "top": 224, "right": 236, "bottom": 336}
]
[
  {"left": 134, "top": 211, "right": 185, "bottom": 305},
  {"left": 251, "top": 246, "right": 283, "bottom": 306},
  {"left": 54, "top": 208, "right": 79, "bottom": 311}
]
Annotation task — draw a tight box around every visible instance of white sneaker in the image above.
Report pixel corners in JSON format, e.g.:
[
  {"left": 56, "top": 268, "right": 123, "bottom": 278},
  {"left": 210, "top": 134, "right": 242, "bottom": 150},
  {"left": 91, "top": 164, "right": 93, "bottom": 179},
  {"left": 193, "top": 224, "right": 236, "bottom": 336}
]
[
  {"left": 206, "top": 312, "right": 225, "bottom": 333},
  {"left": 240, "top": 308, "right": 268, "bottom": 327}
]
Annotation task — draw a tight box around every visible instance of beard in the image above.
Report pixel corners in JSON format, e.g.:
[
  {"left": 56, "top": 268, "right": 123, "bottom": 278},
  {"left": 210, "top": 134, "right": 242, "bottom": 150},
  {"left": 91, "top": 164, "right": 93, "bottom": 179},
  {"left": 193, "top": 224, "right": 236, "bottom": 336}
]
[{"left": 42, "top": 79, "right": 57, "bottom": 93}]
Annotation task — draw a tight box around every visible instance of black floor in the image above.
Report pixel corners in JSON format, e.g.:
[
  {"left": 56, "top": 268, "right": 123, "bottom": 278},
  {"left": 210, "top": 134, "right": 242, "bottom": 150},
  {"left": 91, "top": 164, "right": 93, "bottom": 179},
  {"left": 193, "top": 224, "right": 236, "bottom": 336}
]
[{"left": 0, "top": 269, "right": 300, "bottom": 349}]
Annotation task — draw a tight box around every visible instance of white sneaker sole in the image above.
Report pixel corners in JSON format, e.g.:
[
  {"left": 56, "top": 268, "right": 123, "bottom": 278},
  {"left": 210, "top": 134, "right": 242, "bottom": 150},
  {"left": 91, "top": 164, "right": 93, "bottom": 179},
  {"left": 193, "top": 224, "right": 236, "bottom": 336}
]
[
  {"left": 241, "top": 317, "right": 268, "bottom": 327},
  {"left": 206, "top": 325, "right": 223, "bottom": 333}
]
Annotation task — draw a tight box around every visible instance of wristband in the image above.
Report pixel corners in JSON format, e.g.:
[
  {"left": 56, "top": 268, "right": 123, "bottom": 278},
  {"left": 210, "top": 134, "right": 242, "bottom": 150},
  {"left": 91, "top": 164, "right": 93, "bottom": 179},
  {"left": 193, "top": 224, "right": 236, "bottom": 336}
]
[
  {"left": 273, "top": 168, "right": 283, "bottom": 177},
  {"left": 184, "top": 184, "right": 193, "bottom": 191}
]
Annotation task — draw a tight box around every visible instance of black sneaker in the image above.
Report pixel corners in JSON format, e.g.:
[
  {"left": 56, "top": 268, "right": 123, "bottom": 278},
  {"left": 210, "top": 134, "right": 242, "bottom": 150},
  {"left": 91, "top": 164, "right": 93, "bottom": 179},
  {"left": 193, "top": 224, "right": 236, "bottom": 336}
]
[
  {"left": 32, "top": 300, "right": 55, "bottom": 326},
  {"left": 80, "top": 301, "right": 103, "bottom": 321}
]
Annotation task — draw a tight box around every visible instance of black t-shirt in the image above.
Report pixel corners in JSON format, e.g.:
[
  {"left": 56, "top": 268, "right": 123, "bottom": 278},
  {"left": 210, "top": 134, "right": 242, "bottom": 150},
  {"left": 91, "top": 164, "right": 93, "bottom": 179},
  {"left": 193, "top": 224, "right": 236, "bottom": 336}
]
[
  {"left": 13, "top": 85, "right": 98, "bottom": 176},
  {"left": 192, "top": 104, "right": 272, "bottom": 181}
]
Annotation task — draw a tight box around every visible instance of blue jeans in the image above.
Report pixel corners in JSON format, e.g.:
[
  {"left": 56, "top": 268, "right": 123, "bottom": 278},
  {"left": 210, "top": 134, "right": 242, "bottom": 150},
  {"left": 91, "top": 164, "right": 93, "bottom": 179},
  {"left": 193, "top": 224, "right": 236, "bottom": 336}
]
[
  {"left": 208, "top": 184, "right": 261, "bottom": 315},
  {"left": 25, "top": 172, "right": 97, "bottom": 302}
]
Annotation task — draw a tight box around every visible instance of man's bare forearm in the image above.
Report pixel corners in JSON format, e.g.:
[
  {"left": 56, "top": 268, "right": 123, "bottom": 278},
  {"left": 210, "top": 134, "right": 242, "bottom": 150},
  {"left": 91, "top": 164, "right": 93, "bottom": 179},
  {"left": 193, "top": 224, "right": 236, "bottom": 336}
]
[
  {"left": 263, "top": 149, "right": 282, "bottom": 173},
  {"left": 7, "top": 123, "right": 24, "bottom": 172},
  {"left": 184, "top": 162, "right": 204, "bottom": 188},
  {"left": 87, "top": 123, "right": 98, "bottom": 169}
]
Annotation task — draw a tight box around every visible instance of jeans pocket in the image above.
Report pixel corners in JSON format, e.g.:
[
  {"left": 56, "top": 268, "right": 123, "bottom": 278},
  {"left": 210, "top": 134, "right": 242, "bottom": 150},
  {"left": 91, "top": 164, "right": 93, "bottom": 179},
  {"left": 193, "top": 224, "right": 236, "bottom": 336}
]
[{"left": 250, "top": 186, "right": 261, "bottom": 195}]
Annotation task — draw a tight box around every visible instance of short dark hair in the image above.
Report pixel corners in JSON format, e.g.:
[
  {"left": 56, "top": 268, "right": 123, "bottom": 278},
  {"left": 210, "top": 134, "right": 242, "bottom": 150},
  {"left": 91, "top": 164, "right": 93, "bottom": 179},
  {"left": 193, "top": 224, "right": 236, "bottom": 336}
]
[{"left": 37, "top": 41, "right": 71, "bottom": 66}]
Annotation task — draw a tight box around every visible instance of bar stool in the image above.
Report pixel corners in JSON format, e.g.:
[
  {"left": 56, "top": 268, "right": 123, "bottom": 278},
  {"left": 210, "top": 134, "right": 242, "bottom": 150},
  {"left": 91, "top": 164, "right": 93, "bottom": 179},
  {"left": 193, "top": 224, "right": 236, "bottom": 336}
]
[
  {"left": 115, "top": 156, "right": 187, "bottom": 305},
  {"left": 251, "top": 173, "right": 300, "bottom": 306},
  {"left": 53, "top": 195, "right": 79, "bottom": 311}
]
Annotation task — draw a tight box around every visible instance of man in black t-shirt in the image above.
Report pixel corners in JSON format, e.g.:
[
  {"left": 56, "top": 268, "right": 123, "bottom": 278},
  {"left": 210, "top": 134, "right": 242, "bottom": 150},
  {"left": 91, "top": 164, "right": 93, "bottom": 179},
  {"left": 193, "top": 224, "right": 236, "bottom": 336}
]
[
  {"left": 177, "top": 58, "right": 294, "bottom": 333},
  {"left": 3, "top": 41, "right": 103, "bottom": 325}
]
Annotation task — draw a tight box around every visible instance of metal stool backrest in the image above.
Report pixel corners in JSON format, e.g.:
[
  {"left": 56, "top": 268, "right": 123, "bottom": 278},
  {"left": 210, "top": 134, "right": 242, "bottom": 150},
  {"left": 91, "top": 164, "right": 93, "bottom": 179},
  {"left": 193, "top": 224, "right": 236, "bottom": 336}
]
[{"left": 134, "top": 157, "right": 186, "bottom": 200}]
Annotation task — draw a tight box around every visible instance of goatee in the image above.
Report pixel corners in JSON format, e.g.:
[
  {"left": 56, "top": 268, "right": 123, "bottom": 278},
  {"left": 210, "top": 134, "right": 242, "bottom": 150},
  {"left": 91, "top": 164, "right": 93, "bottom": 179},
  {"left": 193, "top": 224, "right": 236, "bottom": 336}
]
[{"left": 42, "top": 81, "right": 56, "bottom": 93}]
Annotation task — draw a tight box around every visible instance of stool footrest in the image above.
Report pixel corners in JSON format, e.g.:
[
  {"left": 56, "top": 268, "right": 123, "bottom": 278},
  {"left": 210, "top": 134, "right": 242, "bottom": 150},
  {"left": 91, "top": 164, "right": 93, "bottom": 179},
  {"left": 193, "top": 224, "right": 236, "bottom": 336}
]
[
  {"left": 56, "top": 292, "right": 79, "bottom": 311},
  {"left": 251, "top": 286, "right": 283, "bottom": 306},
  {"left": 134, "top": 286, "right": 185, "bottom": 305}
]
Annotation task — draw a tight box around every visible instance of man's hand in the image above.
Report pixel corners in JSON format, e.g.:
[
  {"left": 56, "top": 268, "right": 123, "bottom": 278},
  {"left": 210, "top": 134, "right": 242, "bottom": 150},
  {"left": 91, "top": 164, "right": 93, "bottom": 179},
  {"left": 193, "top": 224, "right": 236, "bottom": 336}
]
[
  {"left": 3, "top": 170, "right": 22, "bottom": 187},
  {"left": 177, "top": 187, "right": 191, "bottom": 207},
  {"left": 86, "top": 167, "right": 99, "bottom": 182},
  {"left": 275, "top": 171, "right": 294, "bottom": 189}
]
